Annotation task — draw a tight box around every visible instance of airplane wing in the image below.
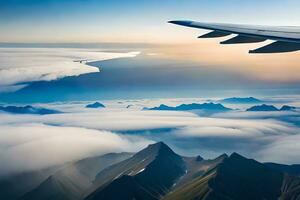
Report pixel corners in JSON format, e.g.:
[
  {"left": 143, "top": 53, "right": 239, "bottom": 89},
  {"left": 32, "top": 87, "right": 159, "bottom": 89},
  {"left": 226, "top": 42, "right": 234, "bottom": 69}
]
[{"left": 168, "top": 20, "right": 300, "bottom": 53}]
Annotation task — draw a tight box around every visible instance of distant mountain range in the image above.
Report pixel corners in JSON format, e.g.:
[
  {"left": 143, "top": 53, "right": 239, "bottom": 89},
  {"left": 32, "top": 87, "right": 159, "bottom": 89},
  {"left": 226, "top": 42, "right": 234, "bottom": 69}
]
[
  {"left": 220, "top": 97, "right": 263, "bottom": 104},
  {"left": 0, "top": 105, "right": 62, "bottom": 115},
  {"left": 145, "top": 103, "right": 232, "bottom": 112},
  {"left": 247, "top": 104, "right": 296, "bottom": 112},
  {"left": 144, "top": 101, "right": 298, "bottom": 114},
  {"left": 3, "top": 142, "right": 298, "bottom": 200},
  {"left": 86, "top": 102, "right": 105, "bottom": 109}
]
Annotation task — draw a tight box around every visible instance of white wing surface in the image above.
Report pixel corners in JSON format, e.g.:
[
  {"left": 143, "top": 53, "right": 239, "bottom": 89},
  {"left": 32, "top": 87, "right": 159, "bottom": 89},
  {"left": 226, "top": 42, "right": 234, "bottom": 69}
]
[{"left": 169, "top": 20, "right": 300, "bottom": 53}]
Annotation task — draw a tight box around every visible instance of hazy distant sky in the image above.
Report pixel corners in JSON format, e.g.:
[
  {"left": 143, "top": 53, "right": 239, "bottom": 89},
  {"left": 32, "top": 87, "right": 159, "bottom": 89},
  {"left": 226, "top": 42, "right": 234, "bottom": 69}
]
[
  {"left": 1, "top": 0, "right": 300, "bottom": 102},
  {"left": 1, "top": 0, "right": 300, "bottom": 43}
]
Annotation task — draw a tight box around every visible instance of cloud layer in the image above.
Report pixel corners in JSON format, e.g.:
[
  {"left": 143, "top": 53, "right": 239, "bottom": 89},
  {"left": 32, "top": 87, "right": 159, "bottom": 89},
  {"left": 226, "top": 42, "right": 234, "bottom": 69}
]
[
  {"left": 0, "top": 123, "right": 152, "bottom": 177},
  {"left": 0, "top": 98, "right": 300, "bottom": 176},
  {"left": 0, "top": 48, "right": 139, "bottom": 91}
]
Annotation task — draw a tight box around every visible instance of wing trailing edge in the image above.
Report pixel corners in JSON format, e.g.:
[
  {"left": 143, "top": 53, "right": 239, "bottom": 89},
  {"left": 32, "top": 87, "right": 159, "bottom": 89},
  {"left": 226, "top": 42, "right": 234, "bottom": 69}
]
[
  {"left": 198, "top": 30, "right": 231, "bottom": 38},
  {"left": 249, "top": 41, "right": 300, "bottom": 54},
  {"left": 220, "top": 35, "right": 266, "bottom": 44}
]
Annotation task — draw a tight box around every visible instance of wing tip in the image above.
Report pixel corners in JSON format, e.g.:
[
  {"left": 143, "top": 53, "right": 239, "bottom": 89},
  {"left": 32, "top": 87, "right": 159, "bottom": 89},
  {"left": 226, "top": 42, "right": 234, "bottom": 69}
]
[{"left": 168, "top": 20, "right": 193, "bottom": 26}]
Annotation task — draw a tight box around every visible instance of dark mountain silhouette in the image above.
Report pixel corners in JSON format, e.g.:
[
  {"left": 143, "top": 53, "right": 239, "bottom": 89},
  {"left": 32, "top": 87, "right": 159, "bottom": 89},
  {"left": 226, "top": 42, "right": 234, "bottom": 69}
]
[
  {"left": 163, "top": 153, "right": 300, "bottom": 200},
  {"left": 265, "top": 163, "right": 300, "bottom": 176},
  {"left": 86, "top": 102, "right": 105, "bottom": 108},
  {"left": 280, "top": 105, "right": 297, "bottom": 111},
  {"left": 0, "top": 105, "right": 62, "bottom": 115},
  {"left": 86, "top": 142, "right": 187, "bottom": 200},
  {"left": 220, "top": 97, "right": 262, "bottom": 104},
  {"left": 246, "top": 104, "right": 279, "bottom": 111},
  {"left": 88, "top": 175, "right": 155, "bottom": 200},
  {"left": 196, "top": 155, "right": 204, "bottom": 162},
  {"left": 145, "top": 103, "right": 231, "bottom": 112},
  {"left": 15, "top": 143, "right": 300, "bottom": 200},
  {"left": 247, "top": 104, "right": 297, "bottom": 112},
  {"left": 85, "top": 142, "right": 227, "bottom": 200}
]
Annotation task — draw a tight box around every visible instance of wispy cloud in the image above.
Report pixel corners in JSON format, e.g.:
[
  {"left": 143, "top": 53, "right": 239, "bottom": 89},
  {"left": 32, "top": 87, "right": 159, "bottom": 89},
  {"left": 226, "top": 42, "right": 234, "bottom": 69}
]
[
  {"left": 258, "top": 134, "right": 300, "bottom": 164},
  {"left": 0, "top": 123, "right": 152, "bottom": 177}
]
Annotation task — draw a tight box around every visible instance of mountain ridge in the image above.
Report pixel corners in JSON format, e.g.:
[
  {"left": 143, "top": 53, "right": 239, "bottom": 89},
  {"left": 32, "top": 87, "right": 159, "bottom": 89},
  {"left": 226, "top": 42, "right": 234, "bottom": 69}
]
[
  {"left": 0, "top": 105, "right": 62, "bottom": 115},
  {"left": 247, "top": 104, "right": 297, "bottom": 112},
  {"left": 220, "top": 97, "right": 262, "bottom": 104},
  {"left": 15, "top": 142, "right": 300, "bottom": 200},
  {"left": 145, "top": 103, "right": 231, "bottom": 112}
]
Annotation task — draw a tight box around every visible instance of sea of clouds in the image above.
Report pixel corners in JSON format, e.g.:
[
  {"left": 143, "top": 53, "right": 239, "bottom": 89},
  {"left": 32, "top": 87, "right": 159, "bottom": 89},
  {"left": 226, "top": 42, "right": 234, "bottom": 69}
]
[
  {"left": 0, "top": 97, "right": 300, "bottom": 177},
  {"left": 0, "top": 48, "right": 139, "bottom": 92}
]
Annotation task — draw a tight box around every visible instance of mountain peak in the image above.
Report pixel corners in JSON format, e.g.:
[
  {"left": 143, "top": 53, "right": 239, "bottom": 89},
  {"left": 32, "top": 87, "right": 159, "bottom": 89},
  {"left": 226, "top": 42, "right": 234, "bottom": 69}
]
[
  {"left": 228, "top": 152, "right": 248, "bottom": 162},
  {"left": 230, "top": 152, "right": 243, "bottom": 158},
  {"left": 206, "top": 152, "right": 286, "bottom": 200},
  {"left": 86, "top": 102, "right": 105, "bottom": 108},
  {"left": 151, "top": 141, "right": 169, "bottom": 149},
  {"left": 89, "top": 141, "right": 186, "bottom": 200},
  {"left": 148, "top": 141, "right": 167, "bottom": 147},
  {"left": 246, "top": 104, "right": 279, "bottom": 112},
  {"left": 142, "top": 142, "right": 177, "bottom": 159},
  {"left": 220, "top": 97, "right": 262, "bottom": 104},
  {"left": 196, "top": 155, "right": 204, "bottom": 161},
  {"left": 215, "top": 153, "right": 228, "bottom": 161},
  {"left": 230, "top": 152, "right": 263, "bottom": 162},
  {"left": 280, "top": 105, "right": 296, "bottom": 111}
]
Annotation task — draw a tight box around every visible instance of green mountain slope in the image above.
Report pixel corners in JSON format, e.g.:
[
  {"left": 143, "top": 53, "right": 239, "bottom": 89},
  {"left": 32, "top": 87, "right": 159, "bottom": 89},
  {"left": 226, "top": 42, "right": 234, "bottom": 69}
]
[{"left": 163, "top": 153, "right": 300, "bottom": 200}]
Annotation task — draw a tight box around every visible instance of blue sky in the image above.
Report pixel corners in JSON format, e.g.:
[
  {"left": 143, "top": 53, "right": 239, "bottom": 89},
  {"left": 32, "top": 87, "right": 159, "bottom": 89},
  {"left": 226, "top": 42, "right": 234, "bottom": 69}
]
[{"left": 1, "top": 0, "right": 300, "bottom": 43}]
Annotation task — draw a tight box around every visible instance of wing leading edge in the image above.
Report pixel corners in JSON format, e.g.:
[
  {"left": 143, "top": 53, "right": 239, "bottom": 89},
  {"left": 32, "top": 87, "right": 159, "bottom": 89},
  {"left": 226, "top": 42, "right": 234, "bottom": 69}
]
[{"left": 169, "top": 20, "right": 300, "bottom": 54}]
